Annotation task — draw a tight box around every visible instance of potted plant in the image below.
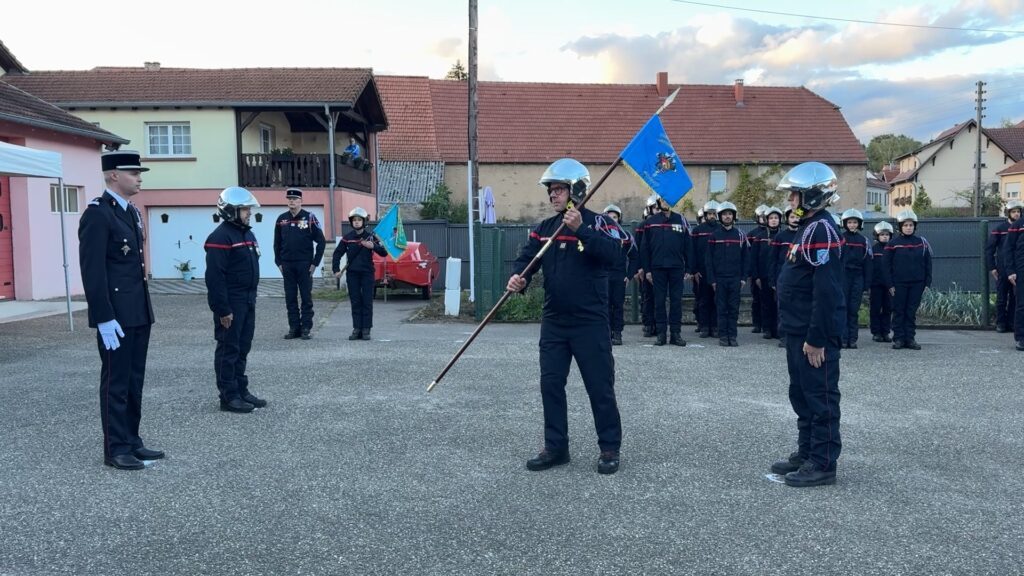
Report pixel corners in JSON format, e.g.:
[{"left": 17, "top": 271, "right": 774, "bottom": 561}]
[
  {"left": 175, "top": 259, "right": 195, "bottom": 281},
  {"left": 269, "top": 147, "right": 295, "bottom": 162}
]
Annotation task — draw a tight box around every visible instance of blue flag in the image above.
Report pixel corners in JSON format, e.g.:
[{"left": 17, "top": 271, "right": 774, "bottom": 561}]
[
  {"left": 620, "top": 115, "right": 692, "bottom": 206},
  {"left": 374, "top": 204, "right": 408, "bottom": 260}
]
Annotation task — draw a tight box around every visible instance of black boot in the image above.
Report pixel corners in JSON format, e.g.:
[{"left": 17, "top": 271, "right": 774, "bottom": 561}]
[
  {"left": 892, "top": 340, "right": 904, "bottom": 350},
  {"left": 655, "top": 332, "right": 667, "bottom": 346},
  {"left": 752, "top": 326, "right": 762, "bottom": 334},
  {"left": 669, "top": 331, "right": 686, "bottom": 346},
  {"left": 784, "top": 461, "right": 836, "bottom": 487},
  {"left": 770, "top": 451, "right": 805, "bottom": 475},
  {"left": 611, "top": 331, "right": 622, "bottom": 346},
  {"left": 361, "top": 328, "right": 372, "bottom": 340},
  {"left": 348, "top": 329, "right": 362, "bottom": 341},
  {"left": 283, "top": 329, "right": 301, "bottom": 340},
  {"left": 881, "top": 334, "right": 892, "bottom": 343},
  {"left": 1016, "top": 340, "right": 1024, "bottom": 351},
  {"left": 526, "top": 449, "right": 570, "bottom": 471},
  {"left": 905, "top": 340, "right": 921, "bottom": 350},
  {"left": 699, "top": 329, "right": 711, "bottom": 338},
  {"left": 710, "top": 328, "right": 719, "bottom": 338},
  {"left": 719, "top": 338, "right": 729, "bottom": 347},
  {"left": 597, "top": 450, "right": 620, "bottom": 475},
  {"left": 996, "top": 323, "right": 1009, "bottom": 333},
  {"left": 872, "top": 334, "right": 884, "bottom": 342}
]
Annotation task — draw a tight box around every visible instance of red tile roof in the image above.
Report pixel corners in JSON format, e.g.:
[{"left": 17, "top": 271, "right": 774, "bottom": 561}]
[
  {"left": 881, "top": 165, "right": 901, "bottom": 182},
  {"left": 986, "top": 126, "right": 1024, "bottom": 162},
  {"left": 0, "top": 80, "right": 126, "bottom": 145},
  {"left": 998, "top": 158, "right": 1024, "bottom": 176},
  {"left": 376, "top": 76, "right": 440, "bottom": 161},
  {"left": 377, "top": 77, "right": 866, "bottom": 165},
  {"left": 5, "top": 66, "right": 375, "bottom": 105}
]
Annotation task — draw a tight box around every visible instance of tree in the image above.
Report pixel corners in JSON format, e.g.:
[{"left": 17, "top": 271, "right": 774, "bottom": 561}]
[
  {"left": 445, "top": 60, "right": 468, "bottom": 81},
  {"left": 954, "top": 185, "right": 1002, "bottom": 217},
  {"left": 912, "top": 185, "right": 932, "bottom": 214},
  {"left": 421, "top": 182, "right": 470, "bottom": 222},
  {"left": 1000, "top": 117, "right": 1018, "bottom": 128},
  {"left": 728, "top": 164, "right": 784, "bottom": 218},
  {"left": 865, "top": 134, "right": 922, "bottom": 172}
]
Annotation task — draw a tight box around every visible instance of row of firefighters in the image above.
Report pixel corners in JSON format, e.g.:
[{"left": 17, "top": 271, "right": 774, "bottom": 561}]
[{"left": 600, "top": 197, "right": 937, "bottom": 349}]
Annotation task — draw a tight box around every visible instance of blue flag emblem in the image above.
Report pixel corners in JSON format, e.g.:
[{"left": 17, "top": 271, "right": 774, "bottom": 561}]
[{"left": 620, "top": 115, "right": 693, "bottom": 206}]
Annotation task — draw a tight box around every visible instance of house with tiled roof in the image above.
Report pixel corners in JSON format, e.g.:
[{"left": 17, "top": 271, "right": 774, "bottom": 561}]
[
  {"left": 997, "top": 158, "right": 1024, "bottom": 204},
  {"left": 1, "top": 40, "right": 128, "bottom": 300},
  {"left": 376, "top": 73, "right": 867, "bottom": 222},
  {"left": 6, "top": 62, "right": 388, "bottom": 279},
  {"left": 889, "top": 119, "right": 1024, "bottom": 215}
]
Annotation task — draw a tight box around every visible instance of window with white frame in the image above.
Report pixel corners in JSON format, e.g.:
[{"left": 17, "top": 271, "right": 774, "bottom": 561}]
[
  {"left": 1006, "top": 182, "right": 1021, "bottom": 199},
  {"left": 146, "top": 122, "right": 192, "bottom": 156},
  {"left": 867, "top": 188, "right": 888, "bottom": 208},
  {"left": 259, "top": 124, "right": 275, "bottom": 154},
  {"left": 49, "top": 184, "right": 80, "bottom": 213},
  {"left": 709, "top": 169, "right": 727, "bottom": 194}
]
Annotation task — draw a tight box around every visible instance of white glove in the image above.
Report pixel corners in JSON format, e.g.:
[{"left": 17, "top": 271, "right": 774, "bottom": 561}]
[{"left": 97, "top": 319, "right": 125, "bottom": 351}]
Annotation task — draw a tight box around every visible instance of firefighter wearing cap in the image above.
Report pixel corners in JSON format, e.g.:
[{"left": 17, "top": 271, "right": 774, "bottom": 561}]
[
  {"left": 636, "top": 196, "right": 659, "bottom": 338},
  {"left": 641, "top": 196, "right": 693, "bottom": 346},
  {"left": 603, "top": 204, "right": 637, "bottom": 345},
  {"left": 869, "top": 221, "right": 894, "bottom": 342},
  {"left": 508, "top": 158, "right": 623, "bottom": 475},
  {"left": 205, "top": 187, "right": 266, "bottom": 414},
  {"left": 706, "top": 201, "right": 747, "bottom": 346},
  {"left": 987, "top": 200, "right": 1023, "bottom": 333},
  {"left": 839, "top": 209, "right": 871, "bottom": 348},
  {"left": 274, "top": 188, "right": 326, "bottom": 340},
  {"left": 691, "top": 200, "right": 719, "bottom": 338},
  {"left": 772, "top": 161, "right": 845, "bottom": 487},
  {"left": 334, "top": 207, "right": 387, "bottom": 341},
  {"left": 79, "top": 150, "right": 161, "bottom": 470},
  {"left": 747, "top": 205, "right": 770, "bottom": 333},
  {"left": 883, "top": 209, "right": 931, "bottom": 350},
  {"left": 753, "top": 206, "right": 783, "bottom": 340}
]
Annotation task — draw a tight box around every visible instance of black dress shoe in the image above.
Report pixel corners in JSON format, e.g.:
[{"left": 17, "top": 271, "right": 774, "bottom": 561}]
[
  {"left": 699, "top": 329, "right": 711, "bottom": 338},
  {"left": 611, "top": 332, "right": 623, "bottom": 346},
  {"left": 220, "top": 398, "right": 255, "bottom": 413},
  {"left": 729, "top": 338, "right": 738, "bottom": 347},
  {"left": 242, "top": 392, "right": 268, "bottom": 408},
  {"left": 784, "top": 461, "right": 836, "bottom": 487},
  {"left": 770, "top": 451, "right": 805, "bottom": 475},
  {"left": 762, "top": 332, "right": 772, "bottom": 339},
  {"left": 105, "top": 453, "right": 145, "bottom": 470},
  {"left": 752, "top": 326, "right": 762, "bottom": 334},
  {"left": 719, "top": 338, "right": 730, "bottom": 347},
  {"left": 361, "top": 329, "right": 372, "bottom": 340},
  {"left": 710, "top": 328, "right": 719, "bottom": 338},
  {"left": 1017, "top": 340, "right": 1024, "bottom": 351},
  {"left": 283, "top": 330, "right": 301, "bottom": 340},
  {"left": 848, "top": 342, "right": 858, "bottom": 349},
  {"left": 777, "top": 340, "right": 785, "bottom": 348},
  {"left": 872, "top": 334, "right": 884, "bottom": 342},
  {"left": 669, "top": 332, "right": 686, "bottom": 346},
  {"left": 348, "top": 330, "right": 362, "bottom": 340},
  {"left": 996, "top": 324, "right": 1008, "bottom": 333},
  {"left": 905, "top": 340, "right": 921, "bottom": 350},
  {"left": 892, "top": 340, "right": 904, "bottom": 350},
  {"left": 597, "top": 450, "right": 620, "bottom": 475},
  {"left": 526, "top": 449, "right": 570, "bottom": 471},
  {"left": 881, "top": 335, "right": 892, "bottom": 343},
  {"left": 301, "top": 330, "right": 312, "bottom": 340},
  {"left": 655, "top": 333, "right": 667, "bottom": 346},
  {"left": 132, "top": 447, "right": 165, "bottom": 460}
]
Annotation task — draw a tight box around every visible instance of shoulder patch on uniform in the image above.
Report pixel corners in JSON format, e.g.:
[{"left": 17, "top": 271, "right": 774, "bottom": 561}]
[
  {"left": 88, "top": 197, "right": 102, "bottom": 206},
  {"left": 817, "top": 249, "right": 829, "bottom": 264}
]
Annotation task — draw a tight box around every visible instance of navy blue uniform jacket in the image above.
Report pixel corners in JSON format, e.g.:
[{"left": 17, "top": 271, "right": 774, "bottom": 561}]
[
  {"left": 883, "top": 234, "right": 932, "bottom": 287},
  {"left": 777, "top": 210, "right": 845, "bottom": 347},
  {"left": 705, "top": 226, "right": 748, "bottom": 284},
  {"left": 639, "top": 211, "right": 692, "bottom": 272},
  {"left": 690, "top": 220, "right": 718, "bottom": 274},
  {"left": 274, "top": 209, "right": 326, "bottom": 266},
  {"left": 204, "top": 221, "right": 260, "bottom": 317},
  {"left": 746, "top": 226, "right": 768, "bottom": 278},
  {"left": 986, "top": 219, "right": 1012, "bottom": 274},
  {"left": 753, "top": 227, "right": 779, "bottom": 279},
  {"left": 513, "top": 208, "right": 620, "bottom": 325},
  {"left": 770, "top": 227, "right": 798, "bottom": 285},
  {"left": 333, "top": 229, "right": 387, "bottom": 273},
  {"left": 841, "top": 231, "right": 872, "bottom": 286},
  {"left": 78, "top": 191, "right": 155, "bottom": 328},
  {"left": 870, "top": 241, "right": 888, "bottom": 287}
]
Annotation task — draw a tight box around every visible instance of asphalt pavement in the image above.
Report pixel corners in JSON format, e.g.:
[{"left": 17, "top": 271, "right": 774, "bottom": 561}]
[{"left": 0, "top": 295, "right": 1021, "bottom": 575}]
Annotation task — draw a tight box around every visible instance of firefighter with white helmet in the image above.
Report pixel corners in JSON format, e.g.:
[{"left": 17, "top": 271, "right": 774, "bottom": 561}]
[
  {"left": 986, "top": 200, "right": 1023, "bottom": 333},
  {"left": 204, "top": 186, "right": 266, "bottom": 414},
  {"left": 769, "top": 206, "right": 801, "bottom": 346},
  {"left": 748, "top": 204, "right": 772, "bottom": 334},
  {"left": 882, "top": 209, "right": 931, "bottom": 350},
  {"left": 636, "top": 196, "right": 660, "bottom": 337},
  {"left": 508, "top": 158, "right": 623, "bottom": 475},
  {"left": 869, "top": 221, "right": 895, "bottom": 342},
  {"left": 705, "top": 201, "right": 747, "bottom": 346},
  {"left": 772, "top": 161, "right": 845, "bottom": 487},
  {"left": 753, "top": 206, "right": 784, "bottom": 340},
  {"left": 334, "top": 206, "right": 387, "bottom": 340},
  {"left": 640, "top": 193, "right": 693, "bottom": 346},
  {"left": 691, "top": 200, "right": 721, "bottom": 337},
  {"left": 839, "top": 208, "right": 871, "bottom": 348},
  {"left": 603, "top": 203, "right": 637, "bottom": 345}
]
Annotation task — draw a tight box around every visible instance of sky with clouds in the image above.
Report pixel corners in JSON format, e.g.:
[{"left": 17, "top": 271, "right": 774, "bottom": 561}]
[{"left": 2, "top": 0, "right": 1022, "bottom": 144}]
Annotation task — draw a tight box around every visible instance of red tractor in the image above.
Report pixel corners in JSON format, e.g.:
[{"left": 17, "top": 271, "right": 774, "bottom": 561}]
[{"left": 372, "top": 241, "right": 440, "bottom": 299}]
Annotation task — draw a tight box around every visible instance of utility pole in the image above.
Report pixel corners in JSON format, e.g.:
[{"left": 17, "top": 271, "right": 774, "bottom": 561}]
[
  {"left": 467, "top": 0, "right": 478, "bottom": 301},
  {"left": 974, "top": 80, "right": 986, "bottom": 217}
]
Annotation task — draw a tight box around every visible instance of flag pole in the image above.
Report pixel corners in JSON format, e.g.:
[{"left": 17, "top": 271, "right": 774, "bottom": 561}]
[{"left": 427, "top": 157, "right": 622, "bottom": 393}]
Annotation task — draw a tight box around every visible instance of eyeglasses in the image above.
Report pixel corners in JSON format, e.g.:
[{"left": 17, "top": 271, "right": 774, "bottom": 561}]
[{"left": 548, "top": 185, "right": 569, "bottom": 196}]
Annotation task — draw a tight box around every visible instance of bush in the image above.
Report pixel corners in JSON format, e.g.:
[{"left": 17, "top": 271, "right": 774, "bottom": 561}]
[{"left": 494, "top": 271, "right": 544, "bottom": 321}]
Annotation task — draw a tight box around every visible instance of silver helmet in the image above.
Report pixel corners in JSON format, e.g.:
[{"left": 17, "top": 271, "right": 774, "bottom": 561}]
[
  {"left": 703, "top": 200, "right": 719, "bottom": 213},
  {"left": 348, "top": 206, "right": 369, "bottom": 222},
  {"left": 896, "top": 209, "right": 918, "bottom": 224},
  {"left": 831, "top": 212, "right": 842, "bottom": 226},
  {"left": 873, "top": 221, "right": 894, "bottom": 236},
  {"left": 603, "top": 204, "right": 622, "bottom": 218},
  {"left": 1005, "top": 200, "right": 1024, "bottom": 217},
  {"left": 646, "top": 194, "right": 659, "bottom": 208},
  {"left": 540, "top": 158, "right": 590, "bottom": 204},
  {"left": 717, "top": 201, "right": 738, "bottom": 217},
  {"left": 764, "top": 205, "right": 784, "bottom": 222},
  {"left": 217, "top": 186, "right": 260, "bottom": 227},
  {"left": 777, "top": 162, "right": 840, "bottom": 216},
  {"left": 841, "top": 208, "right": 864, "bottom": 229}
]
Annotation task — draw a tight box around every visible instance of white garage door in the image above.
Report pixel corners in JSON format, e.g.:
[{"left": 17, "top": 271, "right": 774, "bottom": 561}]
[{"left": 148, "top": 205, "right": 326, "bottom": 279}]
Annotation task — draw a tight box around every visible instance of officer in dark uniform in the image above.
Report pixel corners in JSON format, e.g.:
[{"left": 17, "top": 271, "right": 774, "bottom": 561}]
[
  {"left": 636, "top": 197, "right": 658, "bottom": 338},
  {"left": 747, "top": 205, "right": 769, "bottom": 333},
  {"left": 692, "top": 208, "right": 705, "bottom": 332},
  {"left": 770, "top": 207, "right": 801, "bottom": 347},
  {"left": 706, "top": 201, "right": 747, "bottom": 346},
  {"left": 883, "top": 210, "right": 932, "bottom": 350},
  {"left": 691, "top": 200, "right": 719, "bottom": 338},
  {"left": 274, "top": 188, "right": 326, "bottom": 340},
  {"left": 204, "top": 187, "right": 265, "bottom": 413},
  {"left": 641, "top": 196, "right": 693, "bottom": 346},
  {"left": 79, "top": 151, "right": 162, "bottom": 470},
  {"left": 771, "top": 161, "right": 845, "bottom": 487},
  {"left": 333, "top": 207, "right": 387, "bottom": 341},
  {"left": 754, "top": 206, "right": 783, "bottom": 340},
  {"left": 1003, "top": 208, "right": 1024, "bottom": 350},
  {"left": 603, "top": 204, "right": 637, "bottom": 346},
  {"left": 869, "top": 221, "right": 894, "bottom": 342},
  {"left": 839, "top": 209, "right": 872, "bottom": 349},
  {"left": 987, "top": 200, "right": 1022, "bottom": 333},
  {"left": 508, "top": 158, "right": 623, "bottom": 475}
]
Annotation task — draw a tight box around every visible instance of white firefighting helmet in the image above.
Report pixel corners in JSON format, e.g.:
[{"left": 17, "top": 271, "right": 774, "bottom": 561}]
[
  {"left": 540, "top": 158, "right": 590, "bottom": 204},
  {"left": 217, "top": 187, "right": 260, "bottom": 226}
]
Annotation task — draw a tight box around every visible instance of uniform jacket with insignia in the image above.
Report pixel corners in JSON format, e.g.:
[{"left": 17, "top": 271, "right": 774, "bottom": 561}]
[
  {"left": 770, "top": 227, "right": 799, "bottom": 286},
  {"left": 777, "top": 210, "right": 845, "bottom": 347},
  {"left": 204, "top": 221, "right": 260, "bottom": 317},
  {"left": 273, "top": 209, "right": 326, "bottom": 266},
  {"left": 882, "top": 233, "right": 932, "bottom": 287},
  {"left": 639, "top": 211, "right": 693, "bottom": 272},
  {"left": 690, "top": 220, "right": 718, "bottom": 275},
  {"left": 746, "top": 225, "right": 768, "bottom": 278},
  {"left": 78, "top": 190, "right": 154, "bottom": 328},
  {"left": 841, "top": 230, "right": 872, "bottom": 287},
  {"left": 985, "top": 219, "right": 1012, "bottom": 274},
  {"left": 333, "top": 228, "right": 387, "bottom": 274},
  {"left": 706, "top": 225, "right": 748, "bottom": 283},
  {"left": 752, "top": 226, "right": 779, "bottom": 280}
]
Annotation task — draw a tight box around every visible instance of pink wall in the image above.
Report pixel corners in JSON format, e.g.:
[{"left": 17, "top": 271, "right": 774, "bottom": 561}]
[{"left": 0, "top": 122, "right": 105, "bottom": 301}]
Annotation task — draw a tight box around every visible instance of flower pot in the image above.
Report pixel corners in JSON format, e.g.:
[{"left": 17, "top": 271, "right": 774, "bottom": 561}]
[{"left": 182, "top": 271, "right": 194, "bottom": 282}]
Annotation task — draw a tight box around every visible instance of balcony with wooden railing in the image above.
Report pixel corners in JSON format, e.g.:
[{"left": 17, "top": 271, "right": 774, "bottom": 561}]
[{"left": 240, "top": 153, "right": 372, "bottom": 192}]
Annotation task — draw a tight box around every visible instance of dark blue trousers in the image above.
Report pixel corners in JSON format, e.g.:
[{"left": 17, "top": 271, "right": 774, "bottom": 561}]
[
  {"left": 347, "top": 270, "right": 376, "bottom": 330},
  {"left": 539, "top": 321, "right": 622, "bottom": 453},
  {"left": 869, "top": 285, "right": 892, "bottom": 337},
  {"left": 996, "top": 274, "right": 1015, "bottom": 329},
  {"left": 892, "top": 282, "right": 925, "bottom": 343},
  {"left": 784, "top": 334, "right": 842, "bottom": 470},
  {"left": 750, "top": 280, "right": 762, "bottom": 330},
  {"left": 97, "top": 323, "right": 151, "bottom": 458},
  {"left": 758, "top": 279, "right": 778, "bottom": 337},
  {"left": 843, "top": 274, "right": 864, "bottom": 343},
  {"left": 640, "top": 279, "right": 655, "bottom": 330},
  {"left": 607, "top": 272, "right": 626, "bottom": 334},
  {"left": 714, "top": 278, "right": 741, "bottom": 339},
  {"left": 652, "top": 268, "right": 685, "bottom": 334},
  {"left": 697, "top": 275, "right": 717, "bottom": 330},
  {"left": 282, "top": 260, "right": 314, "bottom": 332},
  {"left": 692, "top": 278, "right": 700, "bottom": 326},
  {"left": 213, "top": 300, "right": 256, "bottom": 403}
]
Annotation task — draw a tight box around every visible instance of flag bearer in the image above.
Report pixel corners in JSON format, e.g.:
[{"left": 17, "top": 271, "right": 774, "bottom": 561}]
[{"left": 333, "top": 207, "right": 387, "bottom": 341}]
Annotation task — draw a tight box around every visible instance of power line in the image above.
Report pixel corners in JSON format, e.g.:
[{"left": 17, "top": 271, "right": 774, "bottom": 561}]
[{"left": 669, "top": 0, "right": 1024, "bottom": 34}]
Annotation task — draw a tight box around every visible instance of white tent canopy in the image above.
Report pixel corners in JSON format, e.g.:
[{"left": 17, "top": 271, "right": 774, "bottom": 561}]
[{"left": 0, "top": 140, "right": 74, "bottom": 329}]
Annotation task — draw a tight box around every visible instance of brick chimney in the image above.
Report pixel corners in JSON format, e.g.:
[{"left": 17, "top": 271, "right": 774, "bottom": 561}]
[
  {"left": 144, "top": 61, "right": 161, "bottom": 71},
  {"left": 656, "top": 72, "right": 669, "bottom": 98},
  {"left": 734, "top": 79, "right": 745, "bottom": 107}
]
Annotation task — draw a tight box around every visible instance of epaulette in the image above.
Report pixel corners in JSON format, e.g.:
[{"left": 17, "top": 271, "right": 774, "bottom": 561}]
[{"left": 88, "top": 197, "right": 102, "bottom": 206}]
